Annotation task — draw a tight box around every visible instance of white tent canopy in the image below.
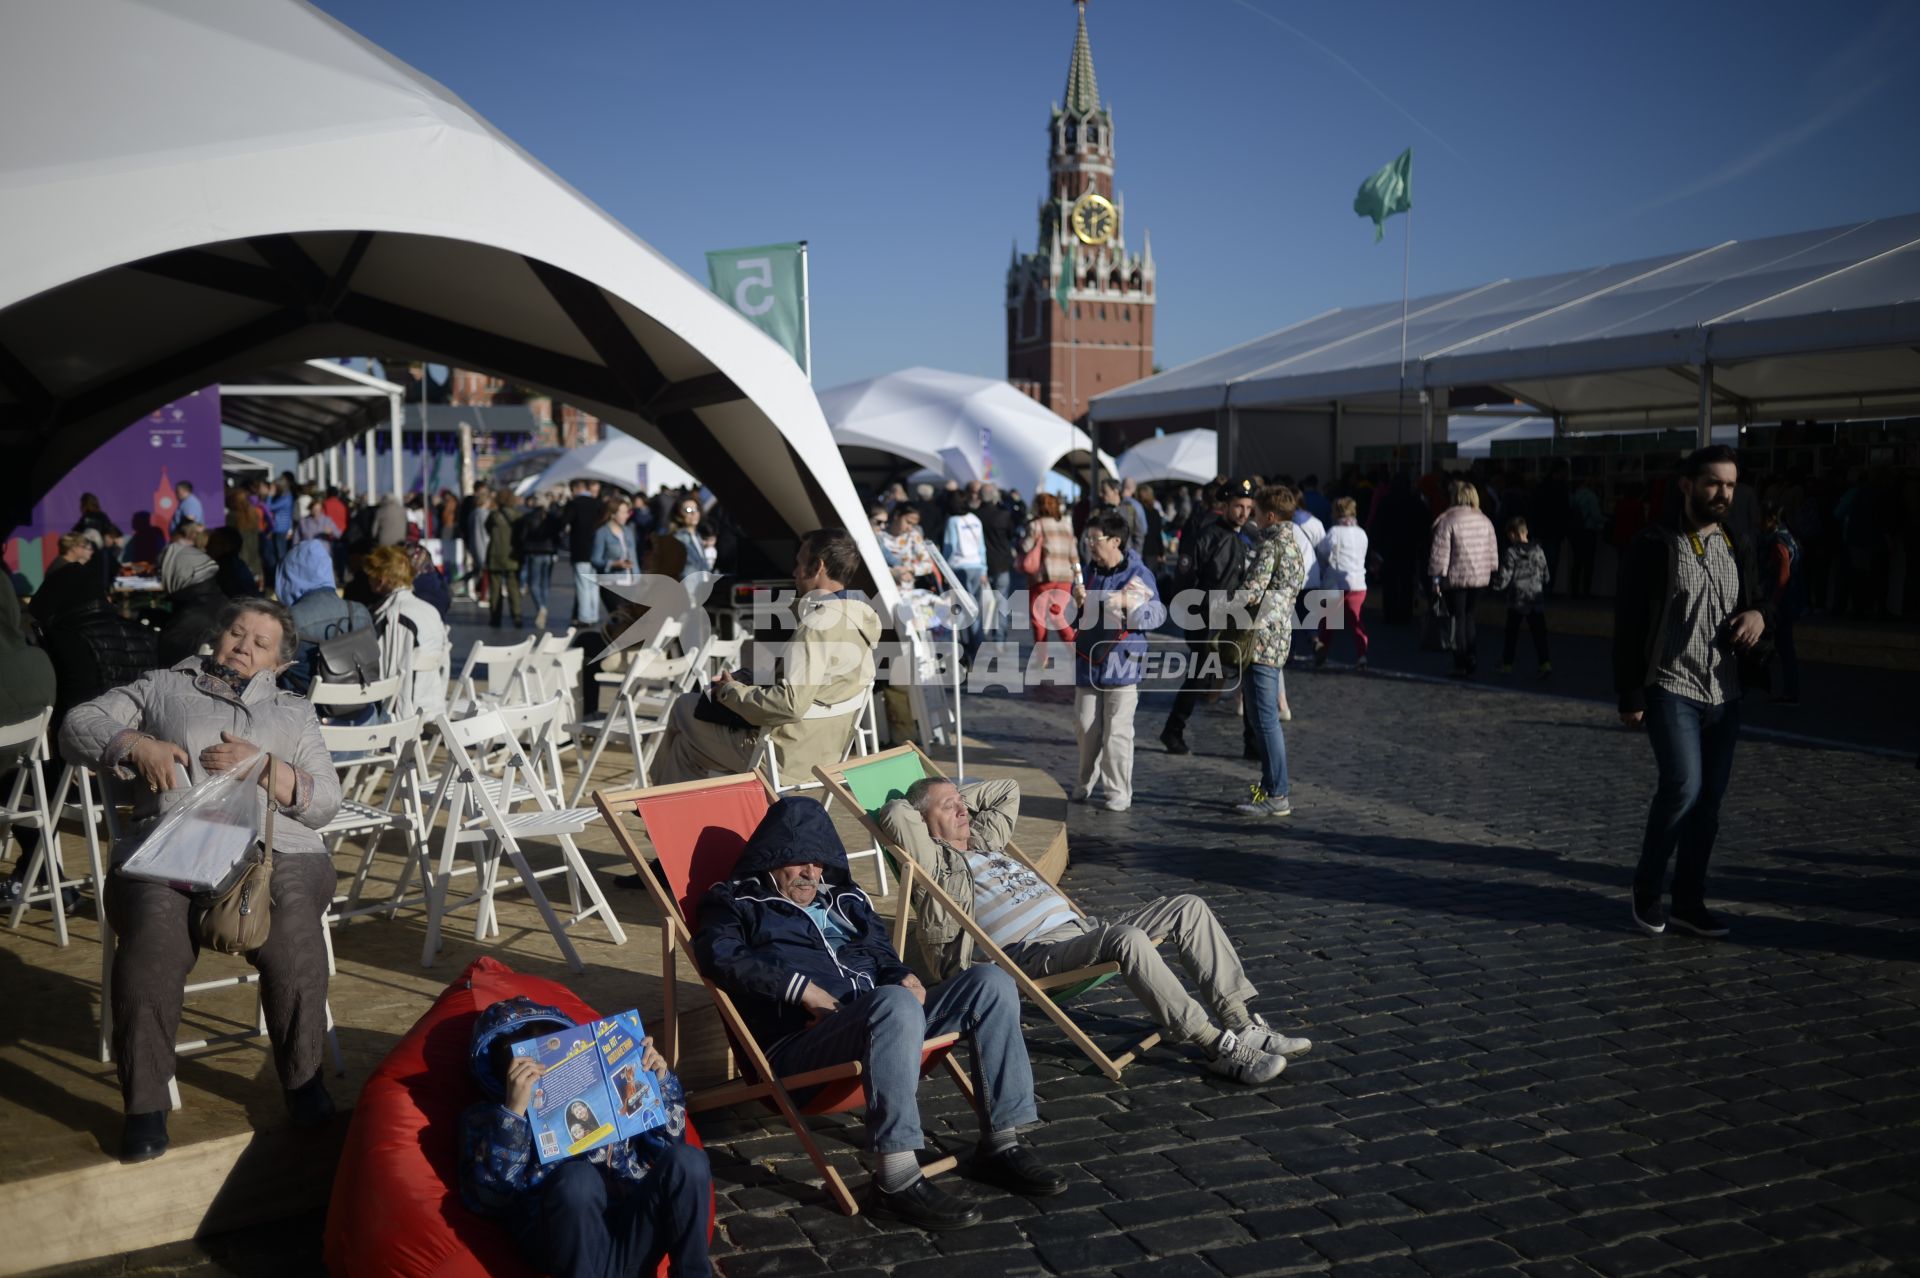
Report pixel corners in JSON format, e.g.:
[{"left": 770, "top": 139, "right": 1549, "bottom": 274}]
[
  {"left": 1116, "top": 429, "right": 1217, "bottom": 486},
  {"left": 1092, "top": 212, "right": 1920, "bottom": 439},
  {"left": 0, "top": 0, "right": 891, "bottom": 596},
  {"left": 819, "top": 366, "right": 1115, "bottom": 499},
  {"left": 524, "top": 434, "right": 698, "bottom": 498}
]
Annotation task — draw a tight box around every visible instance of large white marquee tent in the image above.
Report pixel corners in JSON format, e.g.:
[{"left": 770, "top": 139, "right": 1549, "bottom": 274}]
[
  {"left": 0, "top": 0, "right": 890, "bottom": 591},
  {"left": 523, "top": 434, "right": 698, "bottom": 498},
  {"left": 1116, "top": 429, "right": 1217, "bottom": 486},
  {"left": 820, "top": 367, "right": 1115, "bottom": 499},
  {"left": 1091, "top": 213, "right": 1920, "bottom": 479}
]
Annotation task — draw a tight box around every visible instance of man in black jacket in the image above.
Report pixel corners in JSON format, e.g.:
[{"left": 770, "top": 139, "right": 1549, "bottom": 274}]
[
  {"left": 1614, "top": 446, "right": 1769, "bottom": 940},
  {"left": 1160, "top": 479, "right": 1256, "bottom": 755},
  {"left": 695, "top": 799, "right": 1064, "bottom": 1229},
  {"left": 975, "top": 485, "right": 1014, "bottom": 642},
  {"left": 562, "top": 480, "right": 603, "bottom": 626}
]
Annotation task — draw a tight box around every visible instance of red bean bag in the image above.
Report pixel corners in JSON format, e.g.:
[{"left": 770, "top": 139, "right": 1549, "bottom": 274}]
[{"left": 324, "top": 956, "right": 712, "bottom": 1277}]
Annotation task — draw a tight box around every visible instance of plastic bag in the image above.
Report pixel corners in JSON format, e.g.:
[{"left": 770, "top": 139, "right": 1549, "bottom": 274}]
[{"left": 119, "top": 755, "right": 268, "bottom": 894}]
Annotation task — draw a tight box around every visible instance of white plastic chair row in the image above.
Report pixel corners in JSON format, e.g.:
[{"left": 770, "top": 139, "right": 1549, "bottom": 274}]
[
  {"left": 419, "top": 698, "right": 627, "bottom": 973},
  {"left": 1, "top": 708, "right": 91, "bottom": 946},
  {"left": 317, "top": 714, "right": 433, "bottom": 924},
  {"left": 567, "top": 628, "right": 711, "bottom": 806}
]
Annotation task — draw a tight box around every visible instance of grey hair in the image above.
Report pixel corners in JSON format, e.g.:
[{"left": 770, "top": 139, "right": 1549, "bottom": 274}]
[
  {"left": 211, "top": 598, "right": 299, "bottom": 665},
  {"left": 904, "top": 776, "right": 956, "bottom": 815}
]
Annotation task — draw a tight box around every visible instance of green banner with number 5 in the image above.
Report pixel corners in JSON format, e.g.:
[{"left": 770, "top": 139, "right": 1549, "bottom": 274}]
[{"left": 705, "top": 242, "right": 808, "bottom": 376}]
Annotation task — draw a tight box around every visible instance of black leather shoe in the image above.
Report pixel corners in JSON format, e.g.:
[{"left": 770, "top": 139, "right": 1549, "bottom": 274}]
[
  {"left": 122, "top": 1110, "right": 169, "bottom": 1163},
  {"left": 286, "top": 1075, "right": 336, "bottom": 1129},
  {"left": 867, "top": 1176, "right": 983, "bottom": 1230},
  {"left": 969, "top": 1144, "right": 1069, "bottom": 1197},
  {"left": 1160, "top": 730, "right": 1190, "bottom": 756}
]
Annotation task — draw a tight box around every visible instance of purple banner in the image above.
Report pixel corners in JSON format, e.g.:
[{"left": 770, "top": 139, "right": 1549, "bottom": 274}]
[{"left": 5, "top": 388, "right": 224, "bottom": 589}]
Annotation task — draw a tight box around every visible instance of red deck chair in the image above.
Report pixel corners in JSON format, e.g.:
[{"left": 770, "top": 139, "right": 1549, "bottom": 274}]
[{"left": 594, "top": 773, "right": 978, "bottom": 1216}]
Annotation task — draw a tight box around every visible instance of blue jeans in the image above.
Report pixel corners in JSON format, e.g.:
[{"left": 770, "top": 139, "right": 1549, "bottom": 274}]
[
  {"left": 572, "top": 560, "right": 601, "bottom": 625},
  {"left": 1635, "top": 686, "right": 1742, "bottom": 910},
  {"left": 985, "top": 570, "right": 1012, "bottom": 640},
  {"left": 1245, "top": 662, "right": 1289, "bottom": 798},
  {"left": 510, "top": 1145, "right": 711, "bottom": 1278},
  {"left": 952, "top": 565, "right": 985, "bottom": 661},
  {"left": 526, "top": 554, "right": 556, "bottom": 616},
  {"left": 766, "top": 967, "right": 1036, "bottom": 1153}
]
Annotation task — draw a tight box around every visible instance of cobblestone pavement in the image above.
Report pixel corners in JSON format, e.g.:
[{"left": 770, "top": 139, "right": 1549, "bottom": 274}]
[{"left": 53, "top": 645, "right": 1920, "bottom": 1277}]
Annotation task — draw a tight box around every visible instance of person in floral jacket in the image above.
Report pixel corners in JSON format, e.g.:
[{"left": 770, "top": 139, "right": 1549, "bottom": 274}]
[
  {"left": 1235, "top": 486, "right": 1309, "bottom": 816},
  {"left": 459, "top": 996, "right": 710, "bottom": 1278}
]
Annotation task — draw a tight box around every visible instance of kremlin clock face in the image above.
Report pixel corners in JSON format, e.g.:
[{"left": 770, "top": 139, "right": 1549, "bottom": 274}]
[{"left": 1070, "top": 192, "right": 1117, "bottom": 245}]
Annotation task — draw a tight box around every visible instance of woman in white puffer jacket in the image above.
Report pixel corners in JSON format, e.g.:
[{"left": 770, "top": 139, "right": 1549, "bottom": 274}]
[{"left": 1314, "top": 496, "right": 1372, "bottom": 668}]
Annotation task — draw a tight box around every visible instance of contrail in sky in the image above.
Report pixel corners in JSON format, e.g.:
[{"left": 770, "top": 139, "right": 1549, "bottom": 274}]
[{"left": 1222, "top": 0, "right": 1463, "bottom": 159}]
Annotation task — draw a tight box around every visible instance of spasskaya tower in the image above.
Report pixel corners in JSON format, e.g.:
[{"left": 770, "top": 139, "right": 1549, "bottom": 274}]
[{"left": 1006, "top": 0, "right": 1155, "bottom": 427}]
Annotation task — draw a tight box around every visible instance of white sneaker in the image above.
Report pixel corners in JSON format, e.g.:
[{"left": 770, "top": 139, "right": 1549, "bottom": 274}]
[
  {"left": 1207, "top": 1030, "right": 1287, "bottom": 1085},
  {"left": 1233, "top": 1014, "right": 1312, "bottom": 1058},
  {"left": 1100, "top": 799, "right": 1131, "bottom": 813}
]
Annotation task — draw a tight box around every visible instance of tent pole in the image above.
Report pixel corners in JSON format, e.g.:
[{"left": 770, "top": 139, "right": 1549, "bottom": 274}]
[
  {"left": 389, "top": 391, "right": 403, "bottom": 500},
  {"left": 1419, "top": 390, "right": 1433, "bottom": 476},
  {"left": 1697, "top": 360, "right": 1712, "bottom": 449},
  {"left": 419, "top": 371, "right": 430, "bottom": 495},
  {"left": 365, "top": 428, "right": 377, "bottom": 503},
  {"left": 1398, "top": 206, "right": 1412, "bottom": 464}
]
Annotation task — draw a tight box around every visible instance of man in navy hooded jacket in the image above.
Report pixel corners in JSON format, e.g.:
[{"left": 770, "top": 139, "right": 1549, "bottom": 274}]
[{"left": 696, "top": 797, "right": 1065, "bottom": 1230}]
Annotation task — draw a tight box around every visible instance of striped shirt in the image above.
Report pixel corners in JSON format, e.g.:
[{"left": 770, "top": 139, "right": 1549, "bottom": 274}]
[{"left": 965, "top": 849, "right": 1080, "bottom": 948}]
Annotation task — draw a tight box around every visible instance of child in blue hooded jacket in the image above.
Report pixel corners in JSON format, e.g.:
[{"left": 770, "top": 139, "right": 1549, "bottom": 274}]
[{"left": 459, "top": 996, "right": 711, "bottom": 1278}]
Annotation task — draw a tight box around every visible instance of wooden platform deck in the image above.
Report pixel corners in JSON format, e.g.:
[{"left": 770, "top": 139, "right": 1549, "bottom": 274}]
[{"left": 0, "top": 737, "right": 1068, "bottom": 1275}]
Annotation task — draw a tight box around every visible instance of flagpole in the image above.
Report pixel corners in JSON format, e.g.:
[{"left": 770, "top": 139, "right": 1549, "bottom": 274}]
[
  {"left": 1398, "top": 205, "right": 1411, "bottom": 464},
  {"left": 799, "top": 240, "right": 813, "bottom": 384}
]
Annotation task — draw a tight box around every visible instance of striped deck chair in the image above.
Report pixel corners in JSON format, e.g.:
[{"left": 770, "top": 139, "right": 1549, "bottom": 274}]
[{"left": 593, "top": 773, "right": 978, "bottom": 1216}]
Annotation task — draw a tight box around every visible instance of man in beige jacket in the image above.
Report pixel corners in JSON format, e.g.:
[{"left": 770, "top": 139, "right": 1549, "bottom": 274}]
[
  {"left": 654, "top": 528, "right": 881, "bottom": 786},
  {"left": 876, "top": 777, "right": 1314, "bottom": 1084}
]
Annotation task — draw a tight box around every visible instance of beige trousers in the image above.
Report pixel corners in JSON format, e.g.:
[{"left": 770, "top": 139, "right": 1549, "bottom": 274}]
[
  {"left": 1009, "top": 893, "right": 1258, "bottom": 1044},
  {"left": 1074, "top": 684, "right": 1137, "bottom": 808},
  {"left": 653, "top": 690, "right": 758, "bottom": 785}
]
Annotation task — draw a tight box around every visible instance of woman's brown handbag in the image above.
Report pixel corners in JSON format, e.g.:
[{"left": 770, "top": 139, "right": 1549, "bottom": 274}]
[{"left": 196, "top": 757, "right": 275, "bottom": 956}]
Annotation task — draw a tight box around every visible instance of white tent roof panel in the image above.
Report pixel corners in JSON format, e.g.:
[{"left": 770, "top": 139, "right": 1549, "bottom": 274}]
[
  {"left": 1092, "top": 212, "right": 1920, "bottom": 431},
  {"left": 0, "top": 0, "right": 893, "bottom": 597}
]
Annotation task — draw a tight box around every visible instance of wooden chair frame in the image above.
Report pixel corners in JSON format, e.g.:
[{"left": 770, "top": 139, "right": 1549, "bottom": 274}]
[
  {"left": 813, "top": 743, "right": 1162, "bottom": 1082},
  {"left": 594, "top": 773, "right": 978, "bottom": 1216}
]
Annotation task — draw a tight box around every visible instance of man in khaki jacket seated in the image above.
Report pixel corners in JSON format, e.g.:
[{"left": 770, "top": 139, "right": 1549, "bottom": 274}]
[
  {"left": 877, "top": 777, "right": 1313, "bottom": 1084},
  {"left": 654, "top": 529, "right": 881, "bottom": 786}
]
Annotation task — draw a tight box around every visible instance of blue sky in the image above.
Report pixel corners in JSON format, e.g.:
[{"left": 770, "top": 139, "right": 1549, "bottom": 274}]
[{"left": 313, "top": 0, "right": 1920, "bottom": 392}]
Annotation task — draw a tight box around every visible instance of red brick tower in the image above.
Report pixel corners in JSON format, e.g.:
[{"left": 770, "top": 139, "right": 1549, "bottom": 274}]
[{"left": 1007, "top": 0, "right": 1155, "bottom": 426}]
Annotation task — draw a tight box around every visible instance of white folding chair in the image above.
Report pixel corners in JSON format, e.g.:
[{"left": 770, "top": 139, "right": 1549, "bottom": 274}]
[
  {"left": 453, "top": 636, "right": 537, "bottom": 711},
  {"left": 567, "top": 635, "right": 711, "bottom": 807},
  {"left": 419, "top": 700, "right": 627, "bottom": 973},
  {"left": 317, "top": 714, "right": 432, "bottom": 924},
  {"left": 702, "top": 635, "right": 746, "bottom": 680},
  {"left": 308, "top": 673, "right": 405, "bottom": 801},
  {"left": 2, "top": 708, "right": 76, "bottom": 945},
  {"left": 90, "top": 769, "right": 343, "bottom": 1109}
]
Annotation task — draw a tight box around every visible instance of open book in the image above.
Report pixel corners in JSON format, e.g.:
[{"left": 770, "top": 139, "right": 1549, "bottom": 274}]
[{"left": 511, "top": 1009, "right": 670, "bottom": 1164}]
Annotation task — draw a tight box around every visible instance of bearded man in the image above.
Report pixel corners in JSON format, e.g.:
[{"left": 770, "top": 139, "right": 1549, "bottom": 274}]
[{"left": 1614, "top": 446, "right": 1771, "bottom": 941}]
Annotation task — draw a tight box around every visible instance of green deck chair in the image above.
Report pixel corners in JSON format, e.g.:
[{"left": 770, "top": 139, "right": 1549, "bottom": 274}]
[{"left": 815, "top": 743, "right": 1161, "bottom": 1081}]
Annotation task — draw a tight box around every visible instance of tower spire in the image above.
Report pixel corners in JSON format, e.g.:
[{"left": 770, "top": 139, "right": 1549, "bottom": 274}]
[{"left": 1063, "top": 0, "right": 1099, "bottom": 116}]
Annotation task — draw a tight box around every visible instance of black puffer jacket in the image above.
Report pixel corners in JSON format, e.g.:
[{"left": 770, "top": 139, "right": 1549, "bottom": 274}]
[
  {"left": 694, "top": 798, "right": 911, "bottom": 1049},
  {"left": 45, "top": 600, "right": 157, "bottom": 738}
]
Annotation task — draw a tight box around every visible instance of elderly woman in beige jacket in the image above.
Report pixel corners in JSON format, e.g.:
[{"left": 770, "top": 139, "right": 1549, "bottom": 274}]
[
  {"left": 61, "top": 598, "right": 342, "bottom": 1164},
  {"left": 654, "top": 529, "right": 881, "bottom": 785}
]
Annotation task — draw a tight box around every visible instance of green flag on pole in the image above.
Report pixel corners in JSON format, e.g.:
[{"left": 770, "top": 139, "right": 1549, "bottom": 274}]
[
  {"left": 1054, "top": 244, "right": 1074, "bottom": 313},
  {"left": 1353, "top": 148, "right": 1412, "bottom": 242},
  {"left": 705, "top": 242, "right": 810, "bottom": 374}
]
